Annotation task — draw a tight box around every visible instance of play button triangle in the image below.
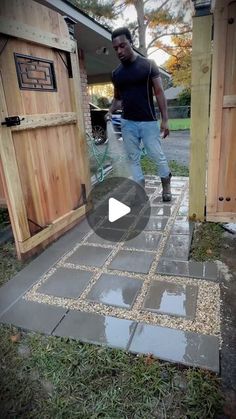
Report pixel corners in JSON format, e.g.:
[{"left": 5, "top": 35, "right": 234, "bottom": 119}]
[{"left": 108, "top": 197, "right": 131, "bottom": 223}]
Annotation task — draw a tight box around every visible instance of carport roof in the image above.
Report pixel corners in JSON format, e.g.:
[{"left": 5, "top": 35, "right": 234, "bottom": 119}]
[{"left": 38, "top": 0, "right": 170, "bottom": 84}]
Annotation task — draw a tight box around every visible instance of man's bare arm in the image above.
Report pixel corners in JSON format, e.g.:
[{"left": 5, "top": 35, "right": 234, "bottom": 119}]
[
  {"left": 105, "top": 86, "right": 122, "bottom": 120},
  {"left": 152, "top": 76, "right": 169, "bottom": 138},
  {"left": 109, "top": 98, "right": 122, "bottom": 114}
]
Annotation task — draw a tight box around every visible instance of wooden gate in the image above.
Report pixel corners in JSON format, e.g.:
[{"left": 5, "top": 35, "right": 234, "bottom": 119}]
[
  {"left": 0, "top": 0, "right": 91, "bottom": 258},
  {"left": 206, "top": 0, "right": 236, "bottom": 222}
]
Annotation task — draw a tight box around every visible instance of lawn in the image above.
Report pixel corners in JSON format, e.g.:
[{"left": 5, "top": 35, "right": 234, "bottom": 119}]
[
  {"left": 169, "top": 118, "right": 190, "bottom": 131},
  {"left": 141, "top": 156, "right": 189, "bottom": 177},
  {"left": 0, "top": 324, "right": 223, "bottom": 418}
]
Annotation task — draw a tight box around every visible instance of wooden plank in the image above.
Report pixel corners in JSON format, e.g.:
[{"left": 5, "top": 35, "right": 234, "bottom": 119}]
[
  {"left": 212, "top": 0, "right": 231, "bottom": 12},
  {"left": 0, "top": 73, "right": 31, "bottom": 242},
  {"left": 216, "top": 108, "right": 236, "bottom": 214},
  {"left": 18, "top": 203, "right": 90, "bottom": 253},
  {"left": 206, "top": 4, "right": 228, "bottom": 215},
  {"left": 223, "top": 95, "right": 236, "bottom": 108},
  {"left": 0, "top": 17, "right": 76, "bottom": 53},
  {"left": 0, "top": 165, "right": 5, "bottom": 204},
  {"left": 11, "top": 112, "right": 77, "bottom": 131},
  {"left": 207, "top": 212, "right": 236, "bottom": 223},
  {"left": 189, "top": 15, "right": 212, "bottom": 221}
]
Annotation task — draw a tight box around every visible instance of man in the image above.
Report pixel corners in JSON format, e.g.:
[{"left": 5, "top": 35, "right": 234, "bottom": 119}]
[{"left": 106, "top": 27, "right": 171, "bottom": 202}]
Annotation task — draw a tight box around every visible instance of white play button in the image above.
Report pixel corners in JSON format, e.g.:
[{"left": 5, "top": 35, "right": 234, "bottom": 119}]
[{"left": 108, "top": 197, "right": 131, "bottom": 223}]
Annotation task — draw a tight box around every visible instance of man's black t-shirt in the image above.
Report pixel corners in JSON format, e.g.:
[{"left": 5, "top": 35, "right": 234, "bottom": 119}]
[{"left": 112, "top": 55, "right": 160, "bottom": 121}]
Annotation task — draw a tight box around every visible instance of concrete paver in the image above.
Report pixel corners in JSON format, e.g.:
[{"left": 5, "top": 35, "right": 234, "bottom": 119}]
[
  {"left": 129, "top": 322, "right": 219, "bottom": 372},
  {"left": 67, "top": 245, "right": 113, "bottom": 267},
  {"left": 86, "top": 273, "right": 143, "bottom": 309},
  {"left": 0, "top": 299, "right": 67, "bottom": 334},
  {"left": 38, "top": 268, "right": 93, "bottom": 298},
  {"left": 162, "top": 234, "right": 191, "bottom": 261},
  {"left": 53, "top": 310, "right": 137, "bottom": 350},
  {"left": 108, "top": 249, "right": 155, "bottom": 274},
  {"left": 143, "top": 280, "right": 198, "bottom": 319}
]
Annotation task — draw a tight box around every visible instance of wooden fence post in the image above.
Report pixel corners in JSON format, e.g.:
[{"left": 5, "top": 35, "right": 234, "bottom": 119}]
[{"left": 189, "top": 14, "right": 212, "bottom": 221}]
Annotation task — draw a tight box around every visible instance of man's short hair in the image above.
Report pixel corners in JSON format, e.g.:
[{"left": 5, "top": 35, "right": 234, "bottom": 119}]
[{"left": 111, "top": 27, "right": 133, "bottom": 44}]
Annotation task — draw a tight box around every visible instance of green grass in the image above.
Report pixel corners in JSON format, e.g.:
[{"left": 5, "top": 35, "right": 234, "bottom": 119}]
[
  {"left": 0, "top": 208, "right": 10, "bottom": 229},
  {"left": 141, "top": 156, "right": 189, "bottom": 177},
  {"left": 169, "top": 118, "right": 190, "bottom": 131},
  {"left": 0, "top": 242, "right": 26, "bottom": 288},
  {"left": 190, "top": 222, "right": 224, "bottom": 261},
  {"left": 0, "top": 324, "right": 223, "bottom": 418}
]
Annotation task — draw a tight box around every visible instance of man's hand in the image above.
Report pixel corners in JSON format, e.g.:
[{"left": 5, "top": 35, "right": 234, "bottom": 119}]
[
  {"left": 160, "top": 120, "right": 170, "bottom": 139},
  {"left": 104, "top": 112, "right": 112, "bottom": 122}
]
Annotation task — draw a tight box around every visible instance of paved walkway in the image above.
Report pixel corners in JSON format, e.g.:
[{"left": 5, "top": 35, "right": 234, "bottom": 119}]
[{"left": 0, "top": 176, "right": 220, "bottom": 372}]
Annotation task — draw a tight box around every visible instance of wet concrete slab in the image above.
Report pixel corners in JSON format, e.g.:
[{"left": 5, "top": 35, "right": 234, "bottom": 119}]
[
  {"left": 162, "top": 235, "right": 191, "bottom": 261},
  {"left": 143, "top": 280, "right": 198, "bottom": 319},
  {"left": 124, "top": 231, "right": 162, "bottom": 251},
  {"left": 142, "top": 217, "right": 168, "bottom": 232},
  {"left": 178, "top": 206, "right": 189, "bottom": 216},
  {"left": 38, "top": 268, "right": 93, "bottom": 299},
  {"left": 156, "top": 259, "right": 219, "bottom": 281},
  {"left": 149, "top": 206, "right": 174, "bottom": 217},
  {"left": 86, "top": 228, "right": 125, "bottom": 245},
  {"left": 108, "top": 250, "right": 154, "bottom": 274},
  {"left": 86, "top": 273, "right": 142, "bottom": 309},
  {"left": 152, "top": 196, "right": 177, "bottom": 206},
  {"left": 0, "top": 299, "right": 66, "bottom": 334},
  {"left": 171, "top": 219, "right": 194, "bottom": 235},
  {"left": 67, "top": 245, "right": 113, "bottom": 267},
  {"left": 129, "top": 323, "right": 219, "bottom": 372},
  {"left": 53, "top": 310, "right": 137, "bottom": 350},
  {"left": 145, "top": 187, "right": 157, "bottom": 196}
]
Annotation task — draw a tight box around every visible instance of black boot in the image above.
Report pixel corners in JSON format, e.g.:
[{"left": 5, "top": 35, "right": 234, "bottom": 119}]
[{"left": 161, "top": 173, "right": 172, "bottom": 202}]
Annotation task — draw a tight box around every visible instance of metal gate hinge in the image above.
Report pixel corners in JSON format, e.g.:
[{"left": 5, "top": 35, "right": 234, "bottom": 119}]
[{"left": 1, "top": 116, "right": 25, "bottom": 127}]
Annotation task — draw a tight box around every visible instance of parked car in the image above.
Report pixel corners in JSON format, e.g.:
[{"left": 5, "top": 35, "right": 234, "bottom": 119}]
[{"left": 90, "top": 103, "right": 122, "bottom": 145}]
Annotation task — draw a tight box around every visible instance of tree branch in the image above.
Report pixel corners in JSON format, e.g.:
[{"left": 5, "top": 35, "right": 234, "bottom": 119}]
[{"left": 147, "top": 29, "right": 191, "bottom": 50}]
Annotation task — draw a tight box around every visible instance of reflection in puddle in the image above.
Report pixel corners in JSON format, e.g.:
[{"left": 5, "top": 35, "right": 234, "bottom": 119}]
[{"left": 144, "top": 281, "right": 198, "bottom": 319}]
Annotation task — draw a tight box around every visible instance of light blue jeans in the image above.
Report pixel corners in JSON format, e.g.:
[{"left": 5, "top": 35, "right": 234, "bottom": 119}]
[{"left": 121, "top": 119, "right": 170, "bottom": 183}]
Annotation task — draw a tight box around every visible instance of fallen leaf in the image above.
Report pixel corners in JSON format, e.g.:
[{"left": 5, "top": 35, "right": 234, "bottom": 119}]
[
  {"left": 144, "top": 354, "right": 154, "bottom": 366},
  {"left": 206, "top": 248, "right": 212, "bottom": 255},
  {"left": 10, "top": 333, "right": 21, "bottom": 343}
]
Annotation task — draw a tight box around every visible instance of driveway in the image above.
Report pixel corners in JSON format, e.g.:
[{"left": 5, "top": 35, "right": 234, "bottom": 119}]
[{"left": 161, "top": 130, "right": 190, "bottom": 167}]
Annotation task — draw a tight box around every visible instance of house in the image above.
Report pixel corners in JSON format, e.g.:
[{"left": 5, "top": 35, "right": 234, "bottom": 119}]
[
  {"left": 164, "top": 86, "right": 185, "bottom": 106},
  {"left": 163, "top": 86, "right": 188, "bottom": 118}
]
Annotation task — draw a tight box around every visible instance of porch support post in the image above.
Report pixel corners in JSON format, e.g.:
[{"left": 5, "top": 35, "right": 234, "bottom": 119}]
[{"left": 189, "top": 14, "right": 212, "bottom": 221}]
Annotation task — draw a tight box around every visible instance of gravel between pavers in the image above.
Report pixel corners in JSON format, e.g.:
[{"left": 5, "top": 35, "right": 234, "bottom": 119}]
[{"left": 24, "top": 177, "right": 221, "bottom": 338}]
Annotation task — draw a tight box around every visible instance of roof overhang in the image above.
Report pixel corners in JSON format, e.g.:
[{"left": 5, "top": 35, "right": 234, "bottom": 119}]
[
  {"left": 37, "top": 0, "right": 171, "bottom": 84},
  {"left": 37, "top": 0, "right": 121, "bottom": 83}
]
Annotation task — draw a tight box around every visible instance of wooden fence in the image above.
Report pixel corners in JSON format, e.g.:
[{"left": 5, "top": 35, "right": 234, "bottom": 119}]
[{"left": 190, "top": 0, "right": 236, "bottom": 223}]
